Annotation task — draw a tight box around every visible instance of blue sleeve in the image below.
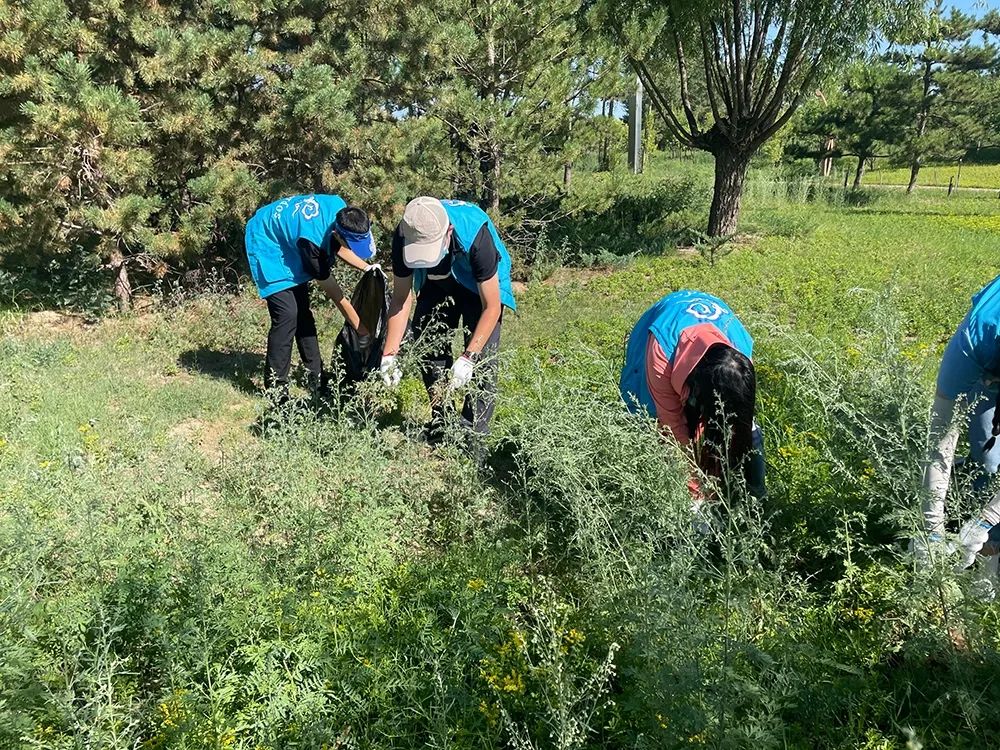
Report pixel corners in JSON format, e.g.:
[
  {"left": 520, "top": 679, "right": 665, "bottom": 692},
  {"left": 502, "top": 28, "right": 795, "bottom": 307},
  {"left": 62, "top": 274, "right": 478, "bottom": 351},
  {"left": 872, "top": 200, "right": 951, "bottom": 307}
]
[{"left": 937, "top": 324, "right": 986, "bottom": 400}]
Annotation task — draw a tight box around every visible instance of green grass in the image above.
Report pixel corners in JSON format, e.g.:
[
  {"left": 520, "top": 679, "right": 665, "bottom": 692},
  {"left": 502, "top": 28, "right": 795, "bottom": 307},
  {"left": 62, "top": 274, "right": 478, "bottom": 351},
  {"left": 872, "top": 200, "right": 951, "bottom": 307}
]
[
  {"left": 867, "top": 162, "right": 1000, "bottom": 190},
  {"left": 4, "top": 170, "right": 1000, "bottom": 748}
]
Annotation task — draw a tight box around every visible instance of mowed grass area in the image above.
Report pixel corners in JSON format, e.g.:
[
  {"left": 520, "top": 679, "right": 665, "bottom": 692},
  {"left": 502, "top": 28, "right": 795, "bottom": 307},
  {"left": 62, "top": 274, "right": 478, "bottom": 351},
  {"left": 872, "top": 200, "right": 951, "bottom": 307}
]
[
  {"left": 867, "top": 162, "right": 1000, "bottom": 190},
  {"left": 3, "top": 180, "right": 1000, "bottom": 748}
]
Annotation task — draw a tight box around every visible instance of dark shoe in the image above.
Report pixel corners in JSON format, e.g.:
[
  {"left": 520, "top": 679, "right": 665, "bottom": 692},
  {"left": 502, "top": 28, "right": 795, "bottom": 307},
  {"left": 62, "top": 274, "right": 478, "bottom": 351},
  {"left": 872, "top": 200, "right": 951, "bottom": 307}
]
[{"left": 419, "top": 418, "right": 447, "bottom": 447}]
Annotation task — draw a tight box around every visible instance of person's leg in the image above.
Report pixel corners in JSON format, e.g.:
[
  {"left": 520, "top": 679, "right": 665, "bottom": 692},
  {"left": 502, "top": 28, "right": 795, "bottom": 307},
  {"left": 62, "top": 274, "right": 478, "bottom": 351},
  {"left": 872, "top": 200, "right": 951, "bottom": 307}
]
[
  {"left": 265, "top": 287, "right": 298, "bottom": 402},
  {"left": 746, "top": 421, "right": 767, "bottom": 500},
  {"left": 459, "top": 295, "right": 502, "bottom": 436},
  {"left": 412, "top": 286, "right": 459, "bottom": 434},
  {"left": 291, "top": 283, "right": 323, "bottom": 392}
]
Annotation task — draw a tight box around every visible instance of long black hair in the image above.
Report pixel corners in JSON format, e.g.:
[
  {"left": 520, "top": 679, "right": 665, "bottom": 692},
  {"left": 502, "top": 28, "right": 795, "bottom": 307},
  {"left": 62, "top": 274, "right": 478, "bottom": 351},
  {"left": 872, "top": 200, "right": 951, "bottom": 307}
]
[{"left": 684, "top": 343, "right": 756, "bottom": 480}]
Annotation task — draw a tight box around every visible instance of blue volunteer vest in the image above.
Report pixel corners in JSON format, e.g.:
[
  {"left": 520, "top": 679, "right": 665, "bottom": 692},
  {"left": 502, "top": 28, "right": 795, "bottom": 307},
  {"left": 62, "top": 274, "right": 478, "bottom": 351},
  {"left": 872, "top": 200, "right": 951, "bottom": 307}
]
[
  {"left": 937, "top": 273, "right": 1000, "bottom": 399},
  {"left": 966, "top": 273, "right": 1000, "bottom": 366},
  {"left": 412, "top": 200, "right": 517, "bottom": 311},
  {"left": 619, "top": 290, "right": 753, "bottom": 418},
  {"left": 245, "top": 194, "right": 346, "bottom": 298}
]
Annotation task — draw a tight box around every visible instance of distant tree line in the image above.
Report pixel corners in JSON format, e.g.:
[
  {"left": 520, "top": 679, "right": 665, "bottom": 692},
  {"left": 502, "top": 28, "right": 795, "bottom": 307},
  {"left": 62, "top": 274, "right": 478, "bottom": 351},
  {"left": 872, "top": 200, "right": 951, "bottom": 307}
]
[
  {"left": 0, "top": 0, "right": 948, "bottom": 305},
  {"left": 787, "top": 1, "right": 1000, "bottom": 190}
]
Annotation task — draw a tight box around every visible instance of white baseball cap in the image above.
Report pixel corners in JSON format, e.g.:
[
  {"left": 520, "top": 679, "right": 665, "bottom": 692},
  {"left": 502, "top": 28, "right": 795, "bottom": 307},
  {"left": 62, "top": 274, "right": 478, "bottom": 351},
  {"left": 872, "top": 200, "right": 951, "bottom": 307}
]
[{"left": 400, "top": 197, "right": 450, "bottom": 268}]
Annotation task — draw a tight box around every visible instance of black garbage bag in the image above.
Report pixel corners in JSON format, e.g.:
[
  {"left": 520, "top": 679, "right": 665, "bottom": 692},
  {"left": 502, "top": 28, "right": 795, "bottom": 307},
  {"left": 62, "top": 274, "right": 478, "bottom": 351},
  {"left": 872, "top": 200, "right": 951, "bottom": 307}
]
[{"left": 335, "top": 267, "right": 389, "bottom": 386}]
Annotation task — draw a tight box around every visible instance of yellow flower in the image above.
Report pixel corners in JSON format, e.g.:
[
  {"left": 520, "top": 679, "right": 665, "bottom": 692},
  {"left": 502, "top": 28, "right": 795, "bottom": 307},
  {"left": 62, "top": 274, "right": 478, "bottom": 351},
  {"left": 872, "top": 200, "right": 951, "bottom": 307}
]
[
  {"left": 500, "top": 670, "right": 524, "bottom": 693},
  {"left": 467, "top": 578, "right": 485, "bottom": 591}
]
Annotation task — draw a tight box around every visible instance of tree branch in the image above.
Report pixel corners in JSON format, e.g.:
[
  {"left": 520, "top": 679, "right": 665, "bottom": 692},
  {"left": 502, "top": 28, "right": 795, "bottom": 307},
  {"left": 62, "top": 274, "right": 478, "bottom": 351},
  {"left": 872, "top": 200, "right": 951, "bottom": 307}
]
[{"left": 672, "top": 28, "right": 701, "bottom": 135}]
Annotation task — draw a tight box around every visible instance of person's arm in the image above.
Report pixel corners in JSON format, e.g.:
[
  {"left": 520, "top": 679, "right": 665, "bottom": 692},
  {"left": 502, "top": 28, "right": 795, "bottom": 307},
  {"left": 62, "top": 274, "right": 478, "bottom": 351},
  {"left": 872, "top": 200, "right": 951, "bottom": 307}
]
[
  {"left": 336, "top": 245, "right": 371, "bottom": 272},
  {"left": 316, "top": 275, "right": 367, "bottom": 336},
  {"left": 467, "top": 275, "right": 502, "bottom": 355},
  {"left": 646, "top": 335, "right": 703, "bottom": 498},
  {"left": 464, "top": 224, "right": 503, "bottom": 356},
  {"left": 646, "top": 335, "right": 690, "bottom": 444},
  {"left": 384, "top": 274, "right": 414, "bottom": 356},
  {"left": 923, "top": 327, "right": 984, "bottom": 535},
  {"left": 923, "top": 393, "right": 959, "bottom": 537}
]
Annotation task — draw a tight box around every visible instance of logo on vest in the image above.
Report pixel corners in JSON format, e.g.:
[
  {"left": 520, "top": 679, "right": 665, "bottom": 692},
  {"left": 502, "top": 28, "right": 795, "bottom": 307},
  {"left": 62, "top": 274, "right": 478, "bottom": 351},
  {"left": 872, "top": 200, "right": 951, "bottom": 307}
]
[
  {"left": 686, "top": 300, "right": 725, "bottom": 321},
  {"left": 295, "top": 196, "right": 321, "bottom": 221}
]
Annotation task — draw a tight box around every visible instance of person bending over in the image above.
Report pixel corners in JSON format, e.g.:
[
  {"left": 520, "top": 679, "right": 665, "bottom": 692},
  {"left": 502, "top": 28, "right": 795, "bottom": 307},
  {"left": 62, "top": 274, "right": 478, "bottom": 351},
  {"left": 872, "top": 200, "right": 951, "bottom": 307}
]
[
  {"left": 245, "top": 194, "right": 376, "bottom": 403},
  {"left": 380, "top": 197, "right": 517, "bottom": 442},
  {"left": 620, "top": 290, "right": 766, "bottom": 505},
  {"left": 918, "top": 273, "right": 1000, "bottom": 572}
]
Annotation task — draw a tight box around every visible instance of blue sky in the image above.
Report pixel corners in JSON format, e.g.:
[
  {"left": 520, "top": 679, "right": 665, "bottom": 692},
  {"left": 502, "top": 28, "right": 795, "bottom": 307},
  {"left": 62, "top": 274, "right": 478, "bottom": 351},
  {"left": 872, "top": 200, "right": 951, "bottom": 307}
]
[{"left": 948, "top": 0, "right": 999, "bottom": 13}]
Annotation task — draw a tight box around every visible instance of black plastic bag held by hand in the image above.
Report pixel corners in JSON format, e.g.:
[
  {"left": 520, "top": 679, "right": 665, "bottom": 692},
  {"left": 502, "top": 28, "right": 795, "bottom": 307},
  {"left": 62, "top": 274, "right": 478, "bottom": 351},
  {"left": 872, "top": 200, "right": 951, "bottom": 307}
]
[{"left": 336, "top": 267, "right": 388, "bottom": 384}]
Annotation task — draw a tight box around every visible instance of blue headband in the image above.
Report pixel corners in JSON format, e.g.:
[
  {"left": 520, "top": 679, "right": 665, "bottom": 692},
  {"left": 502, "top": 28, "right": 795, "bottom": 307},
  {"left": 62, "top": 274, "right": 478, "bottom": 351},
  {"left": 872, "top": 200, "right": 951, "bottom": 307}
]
[{"left": 333, "top": 220, "right": 376, "bottom": 261}]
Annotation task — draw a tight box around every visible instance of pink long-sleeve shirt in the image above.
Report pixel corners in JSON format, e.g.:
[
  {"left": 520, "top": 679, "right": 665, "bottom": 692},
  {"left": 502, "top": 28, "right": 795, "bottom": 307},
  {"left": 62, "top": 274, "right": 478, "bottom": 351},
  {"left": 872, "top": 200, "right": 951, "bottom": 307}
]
[{"left": 645, "top": 323, "right": 738, "bottom": 495}]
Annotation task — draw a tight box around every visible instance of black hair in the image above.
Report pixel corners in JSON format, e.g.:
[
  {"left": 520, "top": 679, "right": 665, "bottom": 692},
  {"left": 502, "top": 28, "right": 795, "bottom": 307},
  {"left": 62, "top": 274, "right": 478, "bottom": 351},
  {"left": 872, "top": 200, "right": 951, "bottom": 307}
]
[
  {"left": 335, "top": 205, "right": 371, "bottom": 235},
  {"left": 684, "top": 343, "right": 757, "bottom": 481}
]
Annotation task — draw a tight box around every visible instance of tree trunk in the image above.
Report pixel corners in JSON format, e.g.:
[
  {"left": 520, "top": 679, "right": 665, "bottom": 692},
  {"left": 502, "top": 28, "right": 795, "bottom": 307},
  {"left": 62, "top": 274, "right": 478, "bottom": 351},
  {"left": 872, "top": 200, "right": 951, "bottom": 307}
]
[
  {"left": 562, "top": 162, "right": 572, "bottom": 192},
  {"left": 111, "top": 251, "right": 132, "bottom": 311},
  {"left": 819, "top": 136, "right": 835, "bottom": 177},
  {"left": 707, "top": 148, "right": 751, "bottom": 237},
  {"left": 598, "top": 98, "right": 611, "bottom": 171},
  {"left": 907, "top": 158, "right": 921, "bottom": 194},
  {"left": 908, "top": 59, "right": 933, "bottom": 196},
  {"left": 853, "top": 155, "right": 866, "bottom": 189},
  {"left": 479, "top": 142, "right": 501, "bottom": 212},
  {"left": 488, "top": 148, "right": 500, "bottom": 212}
]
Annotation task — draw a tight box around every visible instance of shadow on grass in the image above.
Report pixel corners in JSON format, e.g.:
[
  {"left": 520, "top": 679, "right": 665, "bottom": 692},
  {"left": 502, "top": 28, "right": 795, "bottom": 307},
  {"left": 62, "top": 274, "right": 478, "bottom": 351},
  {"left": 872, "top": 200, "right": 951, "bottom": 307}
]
[{"left": 178, "top": 348, "right": 263, "bottom": 394}]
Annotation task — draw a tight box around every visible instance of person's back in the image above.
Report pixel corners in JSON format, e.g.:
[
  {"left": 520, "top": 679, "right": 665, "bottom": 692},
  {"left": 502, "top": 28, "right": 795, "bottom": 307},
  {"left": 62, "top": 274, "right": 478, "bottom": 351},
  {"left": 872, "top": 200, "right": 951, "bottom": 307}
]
[
  {"left": 243, "top": 194, "right": 375, "bottom": 405},
  {"left": 246, "top": 195, "right": 348, "bottom": 299}
]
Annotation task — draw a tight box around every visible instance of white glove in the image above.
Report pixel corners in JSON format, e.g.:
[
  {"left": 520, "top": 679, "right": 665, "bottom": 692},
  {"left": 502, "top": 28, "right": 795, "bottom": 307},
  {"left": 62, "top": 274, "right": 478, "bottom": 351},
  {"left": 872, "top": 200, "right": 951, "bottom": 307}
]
[
  {"left": 379, "top": 355, "right": 402, "bottom": 387},
  {"left": 956, "top": 519, "right": 993, "bottom": 571},
  {"left": 365, "top": 262, "right": 383, "bottom": 273},
  {"left": 908, "top": 533, "right": 955, "bottom": 567},
  {"left": 448, "top": 355, "right": 475, "bottom": 390},
  {"left": 690, "top": 498, "right": 713, "bottom": 537}
]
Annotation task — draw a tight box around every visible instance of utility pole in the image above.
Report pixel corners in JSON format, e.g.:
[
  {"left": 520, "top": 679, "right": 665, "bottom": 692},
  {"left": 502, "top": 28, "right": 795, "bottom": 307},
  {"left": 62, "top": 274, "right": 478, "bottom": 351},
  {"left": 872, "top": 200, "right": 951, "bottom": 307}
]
[{"left": 628, "top": 75, "right": 643, "bottom": 174}]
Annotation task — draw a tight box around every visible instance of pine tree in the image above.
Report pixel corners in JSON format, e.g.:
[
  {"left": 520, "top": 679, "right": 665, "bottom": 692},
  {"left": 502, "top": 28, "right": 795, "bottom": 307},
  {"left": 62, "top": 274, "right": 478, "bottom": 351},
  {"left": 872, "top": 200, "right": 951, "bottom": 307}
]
[
  {"left": 887, "top": 1, "right": 1000, "bottom": 193},
  {"left": 0, "top": 0, "right": 455, "bottom": 306},
  {"left": 411, "top": 0, "right": 622, "bottom": 213},
  {"left": 792, "top": 61, "right": 913, "bottom": 187}
]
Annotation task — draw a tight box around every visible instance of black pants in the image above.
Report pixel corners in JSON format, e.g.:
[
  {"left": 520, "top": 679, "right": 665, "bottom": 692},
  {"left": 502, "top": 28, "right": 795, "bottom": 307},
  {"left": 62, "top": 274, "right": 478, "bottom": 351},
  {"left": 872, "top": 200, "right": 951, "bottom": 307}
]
[
  {"left": 264, "top": 283, "right": 322, "bottom": 389},
  {"left": 412, "top": 283, "right": 502, "bottom": 435}
]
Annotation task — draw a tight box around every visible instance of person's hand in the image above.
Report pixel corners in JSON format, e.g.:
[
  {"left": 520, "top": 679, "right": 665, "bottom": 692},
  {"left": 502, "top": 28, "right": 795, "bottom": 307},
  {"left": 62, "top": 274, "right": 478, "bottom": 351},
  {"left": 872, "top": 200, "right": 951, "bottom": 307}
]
[
  {"left": 448, "top": 355, "right": 475, "bottom": 390},
  {"left": 956, "top": 519, "right": 993, "bottom": 570},
  {"left": 380, "top": 355, "right": 402, "bottom": 387},
  {"left": 365, "top": 262, "right": 383, "bottom": 274},
  {"left": 690, "top": 498, "right": 713, "bottom": 537},
  {"left": 908, "top": 533, "right": 955, "bottom": 567}
]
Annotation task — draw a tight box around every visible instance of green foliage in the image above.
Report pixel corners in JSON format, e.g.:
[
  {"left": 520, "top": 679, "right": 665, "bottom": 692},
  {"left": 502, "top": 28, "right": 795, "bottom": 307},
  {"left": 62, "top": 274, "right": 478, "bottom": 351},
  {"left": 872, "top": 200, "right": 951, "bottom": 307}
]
[
  {"left": 0, "top": 0, "right": 625, "bottom": 306},
  {"left": 4, "top": 180, "right": 1000, "bottom": 748}
]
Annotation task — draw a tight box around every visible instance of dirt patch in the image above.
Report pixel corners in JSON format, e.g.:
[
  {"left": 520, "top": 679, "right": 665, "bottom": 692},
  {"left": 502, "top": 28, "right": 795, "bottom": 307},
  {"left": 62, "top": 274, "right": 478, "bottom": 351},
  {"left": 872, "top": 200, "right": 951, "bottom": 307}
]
[
  {"left": 21, "top": 310, "right": 96, "bottom": 337},
  {"left": 541, "top": 266, "right": 619, "bottom": 287},
  {"left": 168, "top": 416, "right": 245, "bottom": 463}
]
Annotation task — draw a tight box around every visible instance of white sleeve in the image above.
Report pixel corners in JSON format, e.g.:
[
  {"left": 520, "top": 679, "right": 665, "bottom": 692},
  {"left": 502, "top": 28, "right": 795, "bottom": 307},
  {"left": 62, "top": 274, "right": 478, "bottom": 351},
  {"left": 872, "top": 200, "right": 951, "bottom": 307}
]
[
  {"left": 922, "top": 394, "right": 960, "bottom": 536},
  {"left": 980, "top": 490, "right": 1000, "bottom": 527}
]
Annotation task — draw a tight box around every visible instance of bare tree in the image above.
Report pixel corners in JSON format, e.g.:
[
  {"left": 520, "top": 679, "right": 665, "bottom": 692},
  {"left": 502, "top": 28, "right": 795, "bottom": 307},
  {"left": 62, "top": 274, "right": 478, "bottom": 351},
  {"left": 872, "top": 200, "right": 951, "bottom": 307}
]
[{"left": 602, "top": 0, "right": 918, "bottom": 236}]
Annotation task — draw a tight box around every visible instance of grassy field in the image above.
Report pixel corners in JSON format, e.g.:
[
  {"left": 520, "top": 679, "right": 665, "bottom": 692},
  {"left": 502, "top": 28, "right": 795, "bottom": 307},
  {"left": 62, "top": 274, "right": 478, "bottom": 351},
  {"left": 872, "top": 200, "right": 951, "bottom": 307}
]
[
  {"left": 866, "top": 162, "right": 1000, "bottom": 191},
  {"left": 3, "top": 170, "right": 1000, "bottom": 748}
]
